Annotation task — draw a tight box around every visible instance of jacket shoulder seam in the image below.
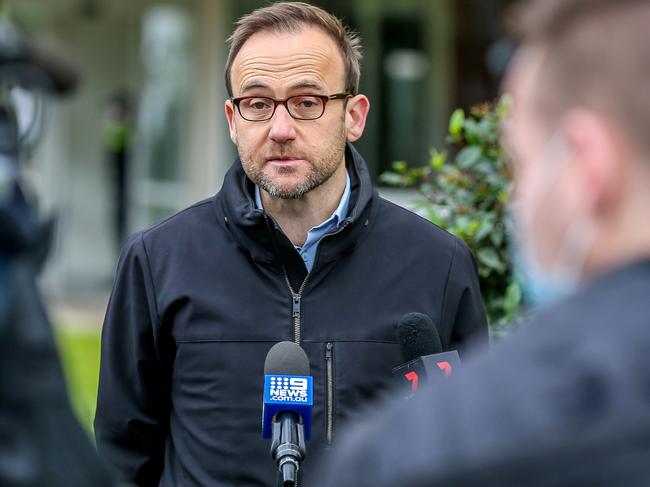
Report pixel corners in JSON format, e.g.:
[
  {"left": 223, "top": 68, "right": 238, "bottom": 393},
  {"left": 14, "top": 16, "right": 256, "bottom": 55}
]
[
  {"left": 440, "top": 237, "right": 460, "bottom": 327},
  {"left": 137, "top": 232, "right": 162, "bottom": 329},
  {"left": 377, "top": 197, "right": 457, "bottom": 239},
  {"left": 141, "top": 199, "right": 214, "bottom": 238}
]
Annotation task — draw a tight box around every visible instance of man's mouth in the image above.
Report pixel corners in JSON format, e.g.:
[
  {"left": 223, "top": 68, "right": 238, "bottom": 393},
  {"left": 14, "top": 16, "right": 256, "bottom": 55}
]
[{"left": 266, "top": 156, "right": 304, "bottom": 165}]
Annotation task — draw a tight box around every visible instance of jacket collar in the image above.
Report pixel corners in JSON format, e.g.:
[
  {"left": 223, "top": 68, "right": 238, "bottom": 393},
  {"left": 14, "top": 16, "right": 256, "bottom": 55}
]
[{"left": 216, "top": 143, "right": 376, "bottom": 270}]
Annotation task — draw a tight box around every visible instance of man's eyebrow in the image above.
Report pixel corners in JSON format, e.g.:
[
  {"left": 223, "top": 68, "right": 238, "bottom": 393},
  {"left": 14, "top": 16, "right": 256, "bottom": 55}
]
[
  {"left": 239, "top": 81, "right": 272, "bottom": 94},
  {"left": 238, "top": 80, "right": 328, "bottom": 95},
  {"left": 287, "top": 80, "right": 326, "bottom": 92}
]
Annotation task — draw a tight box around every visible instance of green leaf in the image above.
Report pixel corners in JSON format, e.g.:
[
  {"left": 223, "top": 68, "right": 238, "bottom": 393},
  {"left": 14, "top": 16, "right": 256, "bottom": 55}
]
[
  {"left": 456, "top": 146, "right": 482, "bottom": 169},
  {"left": 379, "top": 172, "right": 405, "bottom": 187},
  {"left": 392, "top": 160, "right": 408, "bottom": 174},
  {"left": 429, "top": 150, "right": 447, "bottom": 171},
  {"left": 474, "top": 158, "right": 494, "bottom": 175},
  {"left": 497, "top": 94, "right": 513, "bottom": 120},
  {"left": 503, "top": 280, "right": 522, "bottom": 317},
  {"left": 475, "top": 218, "right": 495, "bottom": 242},
  {"left": 496, "top": 190, "right": 509, "bottom": 204},
  {"left": 424, "top": 208, "right": 444, "bottom": 226},
  {"left": 449, "top": 109, "right": 465, "bottom": 139},
  {"left": 407, "top": 167, "right": 428, "bottom": 185},
  {"left": 463, "top": 119, "right": 482, "bottom": 145},
  {"left": 490, "top": 228, "right": 505, "bottom": 247},
  {"left": 467, "top": 219, "right": 481, "bottom": 238},
  {"left": 477, "top": 247, "right": 506, "bottom": 273}
]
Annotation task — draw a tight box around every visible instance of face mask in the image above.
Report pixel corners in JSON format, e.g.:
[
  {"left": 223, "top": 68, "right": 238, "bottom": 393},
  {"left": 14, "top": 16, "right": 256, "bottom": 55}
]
[
  {"left": 511, "top": 217, "right": 598, "bottom": 308},
  {"left": 510, "top": 131, "right": 599, "bottom": 308}
]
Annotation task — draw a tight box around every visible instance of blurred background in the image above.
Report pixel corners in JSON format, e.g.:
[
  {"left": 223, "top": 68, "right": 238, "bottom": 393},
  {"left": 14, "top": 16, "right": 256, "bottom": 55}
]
[{"left": 9, "top": 0, "right": 517, "bottom": 430}]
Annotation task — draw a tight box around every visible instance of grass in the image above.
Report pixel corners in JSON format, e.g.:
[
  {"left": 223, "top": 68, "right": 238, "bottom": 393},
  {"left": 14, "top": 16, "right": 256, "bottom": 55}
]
[{"left": 54, "top": 325, "right": 102, "bottom": 432}]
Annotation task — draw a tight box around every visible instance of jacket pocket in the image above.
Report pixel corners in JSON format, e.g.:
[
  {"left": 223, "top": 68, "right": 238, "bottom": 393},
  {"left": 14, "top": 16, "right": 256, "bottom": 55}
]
[
  {"left": 321, "top": 340, "right": 403, "bottom": 444},
  {"left": 325, "top": 342, "right": 334, "bottom": 445}
]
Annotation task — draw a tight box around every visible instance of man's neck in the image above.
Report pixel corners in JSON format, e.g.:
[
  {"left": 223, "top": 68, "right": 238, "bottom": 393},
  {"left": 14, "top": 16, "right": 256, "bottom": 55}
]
[
  {"left": 261, "top": 162, "right": 348, "bottom": 246},
  {"left": 584, "top": 170, "right": 650, "bottom": 280}
]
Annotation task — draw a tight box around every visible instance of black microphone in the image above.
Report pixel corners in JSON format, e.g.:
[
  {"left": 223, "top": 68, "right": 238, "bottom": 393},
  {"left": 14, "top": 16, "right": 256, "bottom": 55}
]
[
  {"left": 397, "top": 312, "right": 443, "bottom": 362},
  {"left": 262, "top": 341, "right": 314, "bottom": 487},
  {"left": 392, "top": 313, "right": 461, "bottom": 396}
]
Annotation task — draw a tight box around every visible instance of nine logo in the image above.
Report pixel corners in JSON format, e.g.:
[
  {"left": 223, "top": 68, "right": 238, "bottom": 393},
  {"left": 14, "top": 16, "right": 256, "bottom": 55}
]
[{"left": 269, "top": 376, "right": 309, "bottom": 402}]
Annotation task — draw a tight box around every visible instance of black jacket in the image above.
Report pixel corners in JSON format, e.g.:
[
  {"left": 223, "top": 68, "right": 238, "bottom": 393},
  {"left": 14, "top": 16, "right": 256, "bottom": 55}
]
[
  {"left": 94, "top": 144, "right": 488, "bottom": 486},
  {"left": 313, "top": 259, "right": 650, "bottom": 487}
]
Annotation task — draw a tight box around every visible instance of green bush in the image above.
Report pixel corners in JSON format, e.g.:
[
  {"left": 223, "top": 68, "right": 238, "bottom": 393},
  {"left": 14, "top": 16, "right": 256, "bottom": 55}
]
[{"left": 381, "top": 97, "right": 521, "bottom": 335}]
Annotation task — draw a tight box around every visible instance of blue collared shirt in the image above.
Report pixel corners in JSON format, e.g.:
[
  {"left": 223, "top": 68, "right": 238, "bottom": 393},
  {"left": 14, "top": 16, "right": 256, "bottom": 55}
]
[{"left": 255, "top": 171, "right": 351, "bottom": 272}]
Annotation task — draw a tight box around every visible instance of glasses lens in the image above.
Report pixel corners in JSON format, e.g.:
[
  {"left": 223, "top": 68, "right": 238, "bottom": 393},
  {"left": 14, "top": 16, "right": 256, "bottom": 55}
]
[
  {"left": 288, "top": 95, "right": 324, "bottom": 120},
  {"left": 239, "top": 97, "right": 275, "bottom": 121}
]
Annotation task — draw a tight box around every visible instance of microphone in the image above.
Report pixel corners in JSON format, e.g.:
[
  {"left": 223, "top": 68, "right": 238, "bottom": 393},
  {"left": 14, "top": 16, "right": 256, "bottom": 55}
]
[
  {"left": 392, "top": 313, "right": 461, "bottom": 396},
  {"left": 262, "top": 341, "right": 313, "bottom": 487}
]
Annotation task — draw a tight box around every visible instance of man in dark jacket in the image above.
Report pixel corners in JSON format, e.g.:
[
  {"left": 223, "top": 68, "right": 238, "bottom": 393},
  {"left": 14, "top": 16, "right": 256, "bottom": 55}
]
[
  {"left": 94, "top": 3, "right": 488, "bottom": 486},
  {"left": 313, "top": 0, "right": 650, "bottom": 485}
]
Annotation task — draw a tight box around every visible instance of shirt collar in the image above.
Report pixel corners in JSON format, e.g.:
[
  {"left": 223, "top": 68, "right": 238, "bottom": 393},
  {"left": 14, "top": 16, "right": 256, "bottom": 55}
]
[{"left": 254, "top": 170, "right": 351, "bottom": 228}]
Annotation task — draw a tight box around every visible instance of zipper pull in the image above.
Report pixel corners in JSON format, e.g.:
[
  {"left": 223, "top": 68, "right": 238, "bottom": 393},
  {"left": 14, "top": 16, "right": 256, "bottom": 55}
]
[
  {"left": 325, "top": 342, "right": 332, "bottom": 360},
  {"left": 292, "top": 294, "right": 301, "bottom": 318}
]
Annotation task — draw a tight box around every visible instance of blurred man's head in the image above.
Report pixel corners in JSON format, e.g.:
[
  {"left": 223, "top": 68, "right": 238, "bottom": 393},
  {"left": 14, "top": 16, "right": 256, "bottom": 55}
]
[
  {"left": 504, "top": 0, "right": 650, "bottom": 292},
  {"left": 224, "top": 2, "right": 369, "bottom": 200}
]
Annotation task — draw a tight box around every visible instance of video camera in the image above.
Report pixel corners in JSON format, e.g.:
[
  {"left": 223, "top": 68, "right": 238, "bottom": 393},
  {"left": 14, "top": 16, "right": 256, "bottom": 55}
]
[
  {"left": 0, "top": 17, "right": 116, "bottom": 487},
  {"left": 0, "top": 17, "right": 78, "bottom": 259}
]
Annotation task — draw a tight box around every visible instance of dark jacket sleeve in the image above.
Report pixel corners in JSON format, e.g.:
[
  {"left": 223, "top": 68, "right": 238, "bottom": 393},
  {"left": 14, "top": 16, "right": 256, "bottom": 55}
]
[
  {"left": 94, "top": 232, "right": 168, "bottom": 486},
  {"left": 442, "top": 237, "right": 489, "bottom": 355}
]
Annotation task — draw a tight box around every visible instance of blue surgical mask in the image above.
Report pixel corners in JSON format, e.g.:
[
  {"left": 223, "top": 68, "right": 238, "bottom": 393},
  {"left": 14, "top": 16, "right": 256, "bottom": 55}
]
[
  {"left": 510, "top": 219, "right": 597, "bottom": 308},
  {"left": 509, "top": 131, "right": 598, "bottom": 309}
]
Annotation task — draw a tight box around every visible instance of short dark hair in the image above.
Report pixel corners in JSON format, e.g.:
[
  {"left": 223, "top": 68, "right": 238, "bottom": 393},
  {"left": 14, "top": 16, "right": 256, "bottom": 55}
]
[
  {"left": 511, "top": 0, "right": 650, "bottom": 154},
  {"left": 225, "top": 2, "right": 362, "bottom": 97}
]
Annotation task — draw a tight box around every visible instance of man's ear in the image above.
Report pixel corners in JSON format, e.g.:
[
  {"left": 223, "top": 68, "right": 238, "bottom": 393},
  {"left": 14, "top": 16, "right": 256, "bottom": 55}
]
[
  {"left": 345, "top": 95, "right": 370, "bottom": 142},
  {"left": 225, "top": 100, "right": 238, "bottom": 144},
  {"left": 561, "top": 109, "right": 627, "bottom": 215}
]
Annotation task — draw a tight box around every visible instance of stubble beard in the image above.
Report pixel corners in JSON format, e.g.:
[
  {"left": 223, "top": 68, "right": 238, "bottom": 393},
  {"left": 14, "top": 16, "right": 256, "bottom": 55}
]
[{"left": 239, "top": 124, "right": 347, "bottom": 200}]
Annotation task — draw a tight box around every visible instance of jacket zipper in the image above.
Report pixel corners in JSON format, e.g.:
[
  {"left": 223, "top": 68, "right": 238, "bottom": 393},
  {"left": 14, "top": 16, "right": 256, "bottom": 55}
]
[
  {"left": 325, "top": 342, "right": 334, "bottom": 444},
  {"left": 282, "top": 221, "right": 349, "bottom": 345},
  {"left": 269, "top": 218, "right": 348, "bottom": 450},
  {"left": 285, "top": 273, "right": 310, "bottom": 345},
  {"left": 265, "top": 216, "right": 350, "bottom": 487},
  {"left": 282, "top": 275, "right": 307, "bottom": 487}
]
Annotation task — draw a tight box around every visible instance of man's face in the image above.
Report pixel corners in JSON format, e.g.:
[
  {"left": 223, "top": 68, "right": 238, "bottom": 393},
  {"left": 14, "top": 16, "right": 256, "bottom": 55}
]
[
  {"left": 225, "top": 27, "right": 366, "bottom": 199},
  {"left": 504, "top": 47, "right": 582, "bottom": 271}
]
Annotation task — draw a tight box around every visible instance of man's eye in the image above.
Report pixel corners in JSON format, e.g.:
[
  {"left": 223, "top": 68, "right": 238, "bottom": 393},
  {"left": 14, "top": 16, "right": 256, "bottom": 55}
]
[
  {"left": 291, "top": 97, "right": 322, "bottom": 111},
  {"left": 248, "top": 99, "right": 272, "bottom": 110}
]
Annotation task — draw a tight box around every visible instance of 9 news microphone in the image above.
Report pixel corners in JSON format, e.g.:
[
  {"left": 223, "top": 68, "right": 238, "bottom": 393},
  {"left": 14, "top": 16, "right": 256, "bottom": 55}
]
[
  {"left": 392, "top": 312, "right": 461, "bottom": 396},
  {"left": 262, "top": 341, "right": 313, "bottom": 487}
]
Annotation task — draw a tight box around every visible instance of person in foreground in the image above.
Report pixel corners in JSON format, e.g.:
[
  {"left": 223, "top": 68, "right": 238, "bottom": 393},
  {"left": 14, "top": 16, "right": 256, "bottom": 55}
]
[
  {"left": 94, "top": 2, "right": 487, "bottom": 486},
  {"left": 312, "top": 0, "right": 650, "bottom": 485}
]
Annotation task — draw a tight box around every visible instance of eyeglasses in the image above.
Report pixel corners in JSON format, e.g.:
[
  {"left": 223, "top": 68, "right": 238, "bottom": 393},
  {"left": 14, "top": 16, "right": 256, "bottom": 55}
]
[{"left": 231, "top": 93, "right": 351, "bottom": 121}]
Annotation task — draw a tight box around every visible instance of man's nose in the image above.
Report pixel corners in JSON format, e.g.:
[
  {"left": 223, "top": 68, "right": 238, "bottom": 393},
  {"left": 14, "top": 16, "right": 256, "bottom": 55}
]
[{"left": 268, "top": 104, "right": 297, "bottom": 143}]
